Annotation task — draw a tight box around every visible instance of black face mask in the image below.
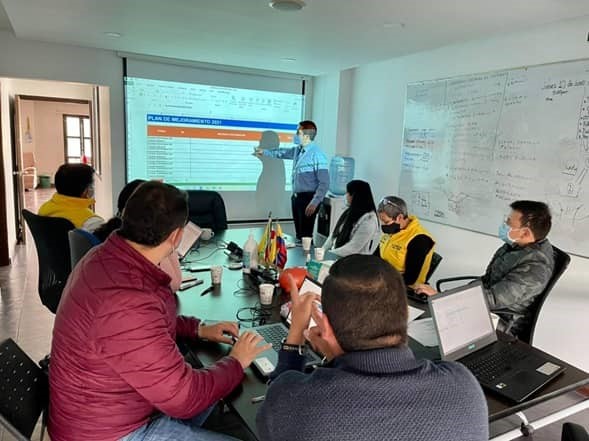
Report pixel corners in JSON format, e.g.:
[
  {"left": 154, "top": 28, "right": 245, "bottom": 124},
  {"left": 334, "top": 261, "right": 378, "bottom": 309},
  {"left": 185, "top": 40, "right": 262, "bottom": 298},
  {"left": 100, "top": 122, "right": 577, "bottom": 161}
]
[{"left": 381, "top": 223, "right": 400, "bottom": 235}]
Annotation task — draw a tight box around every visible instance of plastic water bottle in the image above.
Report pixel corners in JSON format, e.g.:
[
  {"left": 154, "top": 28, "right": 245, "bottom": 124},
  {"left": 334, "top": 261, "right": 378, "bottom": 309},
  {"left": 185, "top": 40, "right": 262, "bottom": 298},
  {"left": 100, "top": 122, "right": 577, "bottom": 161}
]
[
  {"left": 242, "top": 231, "right": 258, "bottom": 274},
  {"left": 329, "top": 156, "right": 355, "bottom": 195}
]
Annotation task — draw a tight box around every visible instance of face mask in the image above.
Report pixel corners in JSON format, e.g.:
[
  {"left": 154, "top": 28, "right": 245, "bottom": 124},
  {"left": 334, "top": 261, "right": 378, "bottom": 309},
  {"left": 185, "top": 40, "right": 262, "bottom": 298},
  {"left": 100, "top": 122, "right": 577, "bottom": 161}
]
[
  {"left": 293, "top": 134, "right": 301, "bottom": 145},
  {"left": 498, "top": 222, "right": 516, "bottom": 244},
  {"left": 381, "top": 223, "right": 400, "bottom": 235}
]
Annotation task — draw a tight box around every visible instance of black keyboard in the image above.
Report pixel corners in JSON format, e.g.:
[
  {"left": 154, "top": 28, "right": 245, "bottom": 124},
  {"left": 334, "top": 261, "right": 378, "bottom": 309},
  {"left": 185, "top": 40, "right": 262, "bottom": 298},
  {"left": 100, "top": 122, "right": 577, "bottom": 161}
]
[
  {"left": 256, "top": 324, "right": 320, "bottom": 365},
  {"left": 406, "top": 288, "right": 429, "bottom": 304},
  {"left": 461, "top": 345, "right": 527, "bottom": 384},
  {"left": 256, "top": 325, "right": 287, "bottom": 351}
]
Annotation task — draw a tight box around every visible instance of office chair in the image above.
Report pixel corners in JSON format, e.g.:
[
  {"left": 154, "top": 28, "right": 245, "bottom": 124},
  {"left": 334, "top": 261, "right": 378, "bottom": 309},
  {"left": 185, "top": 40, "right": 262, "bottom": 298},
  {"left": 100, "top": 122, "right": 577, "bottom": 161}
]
[
  {"left": 187, "top": 190, "right": 228, "bottom": 232},
  {"left": 0, "top": 338, "right": 49, "bottom": 441},
  {"left": 22, "top": 209, "right": 74, "bottom": 314},
  {"left": 425, "top": 252, "right": 443, "bottom": 283},
  {"left": 562, "top": 422, "right": 589, "bottom": 441},
  {"left": 435, "top": 245, "right": 571, "bottom": 344},
  {"left": 68, "top": 228, "right": 100, "bottom": 268}
]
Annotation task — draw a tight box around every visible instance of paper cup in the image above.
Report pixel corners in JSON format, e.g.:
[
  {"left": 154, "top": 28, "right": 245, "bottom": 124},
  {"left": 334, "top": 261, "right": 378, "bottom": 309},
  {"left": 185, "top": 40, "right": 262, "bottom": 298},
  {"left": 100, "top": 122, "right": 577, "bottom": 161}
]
[
  {"left": 259, "top": 283, "right": 275, "bottom": 305},
  {"left": 315, "top": 247, "right": 325, "bottom": 261},
  {"left": 201, "top": 228, "right": 215, "bottom": 241},
  {"left": 490, "top": 313, "right": 500, "bottom": 330},
  {"left": 302, "top": 237, "right": 312, "bottom": 251},
  {"left": 211, "top": 266, "right": 223, "bottom": 285}
]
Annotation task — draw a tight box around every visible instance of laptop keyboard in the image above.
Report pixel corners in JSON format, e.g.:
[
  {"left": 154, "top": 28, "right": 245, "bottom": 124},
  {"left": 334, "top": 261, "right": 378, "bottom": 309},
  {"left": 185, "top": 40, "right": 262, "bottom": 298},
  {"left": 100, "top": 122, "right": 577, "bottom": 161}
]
[
  {"left": 256, "top": 324, "right": 319, "bottom": 365},
  {"left": 461, "top": 344, "right": 528, "bottom": 383}
]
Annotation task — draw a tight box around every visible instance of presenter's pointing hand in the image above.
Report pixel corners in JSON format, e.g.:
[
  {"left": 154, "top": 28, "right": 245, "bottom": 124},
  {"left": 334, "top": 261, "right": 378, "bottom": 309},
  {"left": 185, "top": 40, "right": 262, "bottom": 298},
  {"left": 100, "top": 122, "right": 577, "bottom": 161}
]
[{"left": 253, "top": 147, "right": 264, "bottom": 157}]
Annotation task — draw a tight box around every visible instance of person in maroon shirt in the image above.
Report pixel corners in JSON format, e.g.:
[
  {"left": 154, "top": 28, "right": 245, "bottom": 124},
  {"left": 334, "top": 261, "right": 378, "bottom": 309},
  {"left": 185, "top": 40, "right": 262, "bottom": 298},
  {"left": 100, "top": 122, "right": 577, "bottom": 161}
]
[{"left": 48, "top": 181, "right": 269, "bottom": 441}]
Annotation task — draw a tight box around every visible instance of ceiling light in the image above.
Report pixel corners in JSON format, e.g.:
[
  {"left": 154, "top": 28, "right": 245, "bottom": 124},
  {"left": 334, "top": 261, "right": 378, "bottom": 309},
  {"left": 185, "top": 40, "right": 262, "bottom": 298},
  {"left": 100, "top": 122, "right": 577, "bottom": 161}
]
[
  {"left": 281, "top": 57, "right": 297, "bottom": 62},
  {"left": 269, "top": 0, "right": 306, "bottom": 12},
  {"left": 104, "top": 32, "right": 122, "bottom": 38},
  {"left": 383, "top": 22, "right": 405, "bottom": 29}
]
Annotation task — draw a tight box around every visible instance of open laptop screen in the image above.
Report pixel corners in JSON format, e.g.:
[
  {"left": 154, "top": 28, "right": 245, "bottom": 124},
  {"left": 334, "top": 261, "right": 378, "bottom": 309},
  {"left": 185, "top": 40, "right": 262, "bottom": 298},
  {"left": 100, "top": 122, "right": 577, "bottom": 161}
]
[
  {"left": 429, "top": 282, "right": 497, "bottom": 361},
  {"left": 177, "top": 222, "right": 202, "bottom": 260}
]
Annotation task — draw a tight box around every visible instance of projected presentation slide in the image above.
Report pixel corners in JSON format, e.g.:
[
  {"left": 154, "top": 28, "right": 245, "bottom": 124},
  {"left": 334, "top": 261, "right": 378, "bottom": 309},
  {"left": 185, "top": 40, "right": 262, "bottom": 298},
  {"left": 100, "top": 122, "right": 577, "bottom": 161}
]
[{"left": 125, "top": 77, "right": 304, "bottom": 191}]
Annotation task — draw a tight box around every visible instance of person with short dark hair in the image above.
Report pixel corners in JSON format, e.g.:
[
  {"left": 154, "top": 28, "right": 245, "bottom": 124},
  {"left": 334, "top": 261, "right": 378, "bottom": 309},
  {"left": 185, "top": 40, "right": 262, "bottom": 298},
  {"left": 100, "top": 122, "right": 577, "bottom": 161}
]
[
  {"left": 416, "top": 200, "right": 554, "bottom": 339},
  {"left": 254, "top": 120, "right": 329, "bottom": 240},
  {"left": 377, "top": 195, "right": 435, "bottom": 287},
  {"left": 321, "top": 180, "right": 380, "bottom": 256},
  {"left": 256, "top": 255, "right": 488, "bottom": 441},
  {"left": 93, "top": 179, "right": 183, "bottom": 291},
  {"left": 49, "top": 181, "right": 269, "bottom": 441},
  {"left": 38, "top": 163, "right": 103, "bottom": 230}
]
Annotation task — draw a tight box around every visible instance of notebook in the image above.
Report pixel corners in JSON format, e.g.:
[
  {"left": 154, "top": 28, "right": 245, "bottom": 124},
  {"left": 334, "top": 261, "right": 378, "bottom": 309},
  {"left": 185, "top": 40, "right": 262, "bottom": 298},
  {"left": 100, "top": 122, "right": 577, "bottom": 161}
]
[
  {"left": 250, "top": 277, "right": 323, "bottom": 376},
  {"left": 429, "top": 281, "right": 565, "bottom": 402},
  {"left": 177, "top": 222, "right": 202, "bottom": 260}
]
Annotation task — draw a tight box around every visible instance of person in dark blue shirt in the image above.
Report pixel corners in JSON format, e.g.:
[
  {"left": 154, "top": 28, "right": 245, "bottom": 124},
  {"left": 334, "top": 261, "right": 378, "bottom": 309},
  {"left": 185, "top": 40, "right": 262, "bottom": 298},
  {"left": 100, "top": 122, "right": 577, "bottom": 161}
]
[{"left": 256, "top": 255, "right": 489, "bottom": 441}]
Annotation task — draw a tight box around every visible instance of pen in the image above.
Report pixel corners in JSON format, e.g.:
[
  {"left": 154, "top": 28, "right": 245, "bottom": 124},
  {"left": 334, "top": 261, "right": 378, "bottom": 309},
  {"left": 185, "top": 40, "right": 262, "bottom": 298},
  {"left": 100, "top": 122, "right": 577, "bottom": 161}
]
[
  {"left": 200, "top": 286, "right": 214, "bottom": 296},
  {"left": 251, "top": 395, "right": 265, "bottom": 404}
]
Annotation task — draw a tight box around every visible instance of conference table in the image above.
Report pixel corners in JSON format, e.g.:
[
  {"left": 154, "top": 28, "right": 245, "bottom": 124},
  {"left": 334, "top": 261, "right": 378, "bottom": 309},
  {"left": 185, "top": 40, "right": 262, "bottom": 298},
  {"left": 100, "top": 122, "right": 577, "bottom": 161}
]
[{"left": 177, "top": 228, "right": 589, "bottom": 440}]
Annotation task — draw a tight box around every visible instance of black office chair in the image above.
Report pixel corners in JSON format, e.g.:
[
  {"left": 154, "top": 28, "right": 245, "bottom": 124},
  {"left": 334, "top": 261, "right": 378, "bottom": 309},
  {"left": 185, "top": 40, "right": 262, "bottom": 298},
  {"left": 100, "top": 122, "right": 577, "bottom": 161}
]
[
  {"left": 435, "top": 245, "right": 571, "bottom": 344},
  {"left": 0, "top": 338, "right": 49, "bottom": 441},
  {"left": 186, "top": 190, "right": 228, "bottom": 232},
  {"left": 68, "top": 228, "right": 100, "bottom": 268},
  {"left": 425, "top": 252, "right": 443, "bottom": 283},
  {"left": 22, "top": 209, "right": 74, "bottom": 314},
  {"left": 562, "top": 422, "right": 589, "bottom": 441}
]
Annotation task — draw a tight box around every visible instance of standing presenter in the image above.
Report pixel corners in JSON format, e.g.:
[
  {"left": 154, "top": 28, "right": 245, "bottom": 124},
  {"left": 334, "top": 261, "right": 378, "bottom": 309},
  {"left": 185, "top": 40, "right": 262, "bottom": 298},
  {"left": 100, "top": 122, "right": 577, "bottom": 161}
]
[{"left": 254, "top": 120, "right": 329, "bottom": 242}]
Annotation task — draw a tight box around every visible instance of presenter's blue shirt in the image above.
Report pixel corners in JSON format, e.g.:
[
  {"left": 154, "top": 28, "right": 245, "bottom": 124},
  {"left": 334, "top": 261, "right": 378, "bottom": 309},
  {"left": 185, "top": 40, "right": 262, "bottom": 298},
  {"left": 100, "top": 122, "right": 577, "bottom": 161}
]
[{"left": 262, "top": 141, "right": 329, "bottom": 206}]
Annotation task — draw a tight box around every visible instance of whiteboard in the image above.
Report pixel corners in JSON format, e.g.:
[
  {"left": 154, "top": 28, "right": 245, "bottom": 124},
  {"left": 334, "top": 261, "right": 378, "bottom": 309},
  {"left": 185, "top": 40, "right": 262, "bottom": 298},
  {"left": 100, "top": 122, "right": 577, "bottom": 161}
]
[{"left": 399, "top": 59, "right": 589, "bottom": 257}]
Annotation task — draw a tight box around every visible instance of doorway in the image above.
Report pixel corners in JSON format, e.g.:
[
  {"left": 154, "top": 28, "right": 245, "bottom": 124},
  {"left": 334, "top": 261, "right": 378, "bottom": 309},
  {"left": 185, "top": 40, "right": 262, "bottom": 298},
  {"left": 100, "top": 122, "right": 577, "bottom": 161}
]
[{"left": 14, "top": 97, "right": 92, "bottom": 227}]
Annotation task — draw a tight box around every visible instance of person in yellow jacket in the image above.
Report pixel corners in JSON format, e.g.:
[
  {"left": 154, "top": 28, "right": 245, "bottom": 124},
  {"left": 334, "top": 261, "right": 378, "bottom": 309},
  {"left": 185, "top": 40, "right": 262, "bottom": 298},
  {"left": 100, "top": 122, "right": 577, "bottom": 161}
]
[
  {"left": 38, "top": 163, "right": 103, "bottom": 231},
  {"left": 377, "top": 196, "right": 435, "bottom": 288}
]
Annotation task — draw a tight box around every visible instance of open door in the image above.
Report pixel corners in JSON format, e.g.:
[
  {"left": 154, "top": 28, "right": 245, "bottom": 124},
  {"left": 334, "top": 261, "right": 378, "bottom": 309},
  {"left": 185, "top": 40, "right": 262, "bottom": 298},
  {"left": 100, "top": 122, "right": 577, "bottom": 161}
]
[{"left": 12, "top": 95, "right": 26, "bottom": 243}]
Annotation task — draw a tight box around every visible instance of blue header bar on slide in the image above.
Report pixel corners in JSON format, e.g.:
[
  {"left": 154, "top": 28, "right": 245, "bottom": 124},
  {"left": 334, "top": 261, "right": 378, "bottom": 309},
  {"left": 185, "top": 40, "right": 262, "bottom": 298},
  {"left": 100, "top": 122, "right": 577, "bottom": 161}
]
[{"left": 147, "top": 114, "right": 297, "bottom": 131}]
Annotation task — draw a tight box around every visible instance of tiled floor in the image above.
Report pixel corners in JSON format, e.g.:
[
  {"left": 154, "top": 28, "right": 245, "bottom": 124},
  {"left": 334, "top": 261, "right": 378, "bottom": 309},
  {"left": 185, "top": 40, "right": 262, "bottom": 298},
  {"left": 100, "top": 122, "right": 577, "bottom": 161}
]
[{"left": 1, "top": 190, "right": 589, "bottom": 440}]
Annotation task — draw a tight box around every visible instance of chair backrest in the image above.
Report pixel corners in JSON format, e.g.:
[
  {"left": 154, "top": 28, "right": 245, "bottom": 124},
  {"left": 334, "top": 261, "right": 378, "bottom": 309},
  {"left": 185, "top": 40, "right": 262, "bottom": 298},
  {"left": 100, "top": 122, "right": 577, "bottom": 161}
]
[
  {"left": 68, "top": 229, "right": 100, "bottom": 268},
  {"left": 0, "top": 338, "right": 48, "bottom": 440},
  {"left": 22, "top": 209, "right": 74, "bottom": 314},
  {"left": 425, "top": 252, "right": 443, "bottom": 283},
  {"left": 526, "top": 245, "right": 571, "bottom": 344},
  {"left": 562, "top": 422, "right": 589, "bottom": 441},
  {"left": 187, "top": 190, "right": 228, "bottom": 232}
]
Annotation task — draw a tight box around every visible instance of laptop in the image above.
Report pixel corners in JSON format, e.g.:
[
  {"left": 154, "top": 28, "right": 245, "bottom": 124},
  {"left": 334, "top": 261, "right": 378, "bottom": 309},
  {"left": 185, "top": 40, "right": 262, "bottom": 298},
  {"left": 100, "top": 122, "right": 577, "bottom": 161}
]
[
  {"left": 177, "top": 222, "right": 202, "bottom": 260},
  {"left": 429, "top": 281, "right": 565, "bottom": 402},
  {"left": 249, "top": 277, "right": 324, "bottom": 376}
]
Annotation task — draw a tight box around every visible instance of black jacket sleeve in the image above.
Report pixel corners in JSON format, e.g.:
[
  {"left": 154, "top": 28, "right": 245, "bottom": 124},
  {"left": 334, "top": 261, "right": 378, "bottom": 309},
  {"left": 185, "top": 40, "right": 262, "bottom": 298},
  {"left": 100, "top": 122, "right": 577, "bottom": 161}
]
[{"left": 404, "top": 234, "right": 434, "bottom": 286}]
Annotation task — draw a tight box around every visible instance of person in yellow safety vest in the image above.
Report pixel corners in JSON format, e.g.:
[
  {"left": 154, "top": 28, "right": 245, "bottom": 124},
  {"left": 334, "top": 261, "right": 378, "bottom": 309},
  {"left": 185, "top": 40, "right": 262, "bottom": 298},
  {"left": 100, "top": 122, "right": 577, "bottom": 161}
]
[
  {"left": 377, "top": 196, "right": 435, "bottom": 288},
  {"left": 38, "top": 163, "right": 103, "bottom": 231}
]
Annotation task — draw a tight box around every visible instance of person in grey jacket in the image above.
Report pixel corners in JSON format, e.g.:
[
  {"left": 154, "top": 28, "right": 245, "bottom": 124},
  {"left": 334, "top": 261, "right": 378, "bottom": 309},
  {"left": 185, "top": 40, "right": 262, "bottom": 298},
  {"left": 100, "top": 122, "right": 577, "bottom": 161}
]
[
  {"left": 416, "top": 200, "right": 554, "bottom": 340},
  {"left": 321, "top": 180, "right": 380, "bottom": 256},
  {"left": 256, "top": 255, "right": 488, "bottom": 441}
]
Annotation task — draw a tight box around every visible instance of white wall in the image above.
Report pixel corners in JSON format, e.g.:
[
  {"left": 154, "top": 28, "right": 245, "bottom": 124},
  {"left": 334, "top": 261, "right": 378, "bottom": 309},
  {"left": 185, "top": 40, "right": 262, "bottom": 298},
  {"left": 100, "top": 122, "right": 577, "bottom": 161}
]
[{"left": 338, "top": 15, "right": 589, "bottom": 370}]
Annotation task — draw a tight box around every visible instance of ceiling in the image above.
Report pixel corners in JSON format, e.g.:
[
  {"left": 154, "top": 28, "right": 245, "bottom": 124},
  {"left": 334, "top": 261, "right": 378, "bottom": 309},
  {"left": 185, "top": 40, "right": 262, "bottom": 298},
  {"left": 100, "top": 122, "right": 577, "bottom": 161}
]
[{"left": 2, "top": 0, "right": 589, "bottom": 75}]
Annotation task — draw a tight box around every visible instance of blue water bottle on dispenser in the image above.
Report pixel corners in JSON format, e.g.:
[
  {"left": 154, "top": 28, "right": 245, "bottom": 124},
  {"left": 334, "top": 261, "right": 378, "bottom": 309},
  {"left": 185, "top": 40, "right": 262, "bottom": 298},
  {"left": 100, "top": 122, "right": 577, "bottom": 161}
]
[{"left": 329, "top": 156, "right": 355, "bottom": 195}]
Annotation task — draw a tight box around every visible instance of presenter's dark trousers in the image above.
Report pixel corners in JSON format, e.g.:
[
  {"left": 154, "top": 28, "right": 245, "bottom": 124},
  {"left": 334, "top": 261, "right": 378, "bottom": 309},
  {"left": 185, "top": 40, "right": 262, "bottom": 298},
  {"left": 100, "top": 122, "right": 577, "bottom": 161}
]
[{"left": 291, "top": 192, "right": 317, "bottom": 240}]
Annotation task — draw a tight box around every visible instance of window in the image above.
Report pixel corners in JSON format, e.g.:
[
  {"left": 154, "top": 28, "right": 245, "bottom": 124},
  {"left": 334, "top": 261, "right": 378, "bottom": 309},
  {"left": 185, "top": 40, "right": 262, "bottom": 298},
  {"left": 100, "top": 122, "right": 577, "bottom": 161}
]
[{"left": 63, "top": 115, "right": 92, "bottom": 164}]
